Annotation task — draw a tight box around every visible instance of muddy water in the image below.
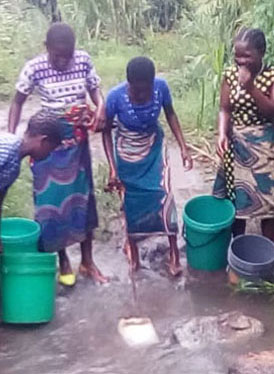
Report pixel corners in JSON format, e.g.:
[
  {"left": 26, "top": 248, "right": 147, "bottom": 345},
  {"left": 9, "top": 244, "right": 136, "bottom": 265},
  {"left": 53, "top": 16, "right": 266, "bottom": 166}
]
[
  {"left": 2, "top": 260, "right": 274, "bottom": 374},
  {"left": 1, "top": 100, "right": 274, "bottom": 374}
]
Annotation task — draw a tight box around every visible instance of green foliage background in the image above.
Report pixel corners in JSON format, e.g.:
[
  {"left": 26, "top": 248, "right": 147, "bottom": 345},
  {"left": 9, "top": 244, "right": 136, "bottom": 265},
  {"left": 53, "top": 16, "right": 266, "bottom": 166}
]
[{"left": 1, "top": 0, "right": 274, "bottom": 231}]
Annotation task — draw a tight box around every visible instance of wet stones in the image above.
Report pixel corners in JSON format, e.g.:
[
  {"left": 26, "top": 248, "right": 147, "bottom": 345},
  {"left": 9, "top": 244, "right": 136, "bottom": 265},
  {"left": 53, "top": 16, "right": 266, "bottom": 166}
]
[
  {"left": 140, "top": 241, "right": 168, "bottom": 272},
  {"left": 228, "top": 350, "right": 274, "bottom": 374},
  {"left": 172, "top": 311, "right": 264, "bottom": 350}
]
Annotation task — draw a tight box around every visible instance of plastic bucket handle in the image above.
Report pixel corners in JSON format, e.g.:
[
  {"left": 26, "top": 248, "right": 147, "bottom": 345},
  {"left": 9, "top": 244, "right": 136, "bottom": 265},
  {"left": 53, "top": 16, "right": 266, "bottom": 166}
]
[{"left": 182, "top": 224, "right": 229, "bottom": 249}]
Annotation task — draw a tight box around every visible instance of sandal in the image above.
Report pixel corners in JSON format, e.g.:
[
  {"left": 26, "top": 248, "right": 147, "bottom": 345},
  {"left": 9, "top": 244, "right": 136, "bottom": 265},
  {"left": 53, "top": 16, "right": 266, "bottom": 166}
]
[{"left": 58, "top": 273, "right": 77, "bottom": 287}]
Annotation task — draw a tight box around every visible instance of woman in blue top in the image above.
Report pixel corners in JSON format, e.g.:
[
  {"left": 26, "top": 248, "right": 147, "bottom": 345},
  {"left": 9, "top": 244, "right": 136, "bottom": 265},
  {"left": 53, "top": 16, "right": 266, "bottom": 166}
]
[{"left": 103, "top": 57, "right": 192, "bottom": 276}]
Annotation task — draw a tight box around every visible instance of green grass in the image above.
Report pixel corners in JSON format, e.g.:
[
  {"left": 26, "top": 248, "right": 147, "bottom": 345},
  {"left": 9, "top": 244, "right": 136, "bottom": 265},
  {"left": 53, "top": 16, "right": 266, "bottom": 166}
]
[
  {"left": 93, "top": 162, "right": 121, "bottom": 242},
  {"left": 2, "top": 159, "right": 33, "bottom": 219},
  {"left": 90, "top": 39, "right": 142, "bottom": 94}
]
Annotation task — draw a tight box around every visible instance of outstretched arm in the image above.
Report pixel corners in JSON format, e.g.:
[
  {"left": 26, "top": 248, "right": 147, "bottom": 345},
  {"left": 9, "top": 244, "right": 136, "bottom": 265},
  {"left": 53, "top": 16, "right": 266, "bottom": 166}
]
[
  {"left": 102, "top": 118, "right": 122, "bottom": 191},
  {"left": 8, "top": 92, "right": 27, "bottom": 133},
  {"left": 87, "top": 87, "right": 105, "bottom": 132},
  {"left": 217, "top": 78, "right": 232, "bottom": 158}
]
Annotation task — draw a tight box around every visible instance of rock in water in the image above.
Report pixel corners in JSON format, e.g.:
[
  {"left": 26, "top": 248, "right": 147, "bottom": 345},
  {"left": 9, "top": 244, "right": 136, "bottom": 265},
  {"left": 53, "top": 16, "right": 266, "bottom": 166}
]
[
  {"left": 173, "top": 311, "right": 264, "bottom": 350},
  {"left": 228, "top": 351, "right": 274, "bottom": 374}
]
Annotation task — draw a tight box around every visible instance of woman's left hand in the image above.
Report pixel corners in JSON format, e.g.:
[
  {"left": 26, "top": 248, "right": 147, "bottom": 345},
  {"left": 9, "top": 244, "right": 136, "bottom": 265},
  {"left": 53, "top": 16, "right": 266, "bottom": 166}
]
[
  {"left": 238, "top": 65, "right": 254, "bottom": 90},
  {"left": 181, "top": 147, "right": 193, "bottom": 171},
  {"left": 91, "top": 105, "right": 106, "bottom": 132}
]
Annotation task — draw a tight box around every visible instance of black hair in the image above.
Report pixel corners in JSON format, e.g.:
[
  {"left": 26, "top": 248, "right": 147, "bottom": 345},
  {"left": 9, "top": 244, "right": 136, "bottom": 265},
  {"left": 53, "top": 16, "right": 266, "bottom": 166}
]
[
  {"left": 46, "top": 22, "right": 75, "bottom": 50},
  {"left": 234, "top": 27, "right": 266, "bottom": 55},
  {"left": 26, "top": 110, "right": 62, "bottom": 145},
  {"left": 126, "top": 56, "right": 155, "bottom": 83}
]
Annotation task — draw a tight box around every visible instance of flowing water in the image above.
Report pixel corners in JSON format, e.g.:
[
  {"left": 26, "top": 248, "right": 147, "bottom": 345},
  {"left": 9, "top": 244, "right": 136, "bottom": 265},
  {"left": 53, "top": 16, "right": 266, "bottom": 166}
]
[
  {"left": 1, "top": 260, "right": 274, "bottom": 374},
  {"left": 1, "top": 99, "right": 274, "bottom": 374}
]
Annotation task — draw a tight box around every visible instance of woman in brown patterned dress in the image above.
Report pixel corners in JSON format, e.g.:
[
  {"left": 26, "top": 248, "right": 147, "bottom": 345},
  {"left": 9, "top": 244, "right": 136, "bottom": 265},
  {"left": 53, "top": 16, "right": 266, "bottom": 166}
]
[{"left": 213, "top": 28, "right": 274, "bottom": 239}]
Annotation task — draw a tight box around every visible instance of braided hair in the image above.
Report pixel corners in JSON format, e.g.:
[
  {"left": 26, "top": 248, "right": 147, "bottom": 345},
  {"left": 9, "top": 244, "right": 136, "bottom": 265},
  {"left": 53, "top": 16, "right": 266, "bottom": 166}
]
[
  {"left": 234, "top": 28, "right": 266, "bottom": 55},
  {"left": 26, "top": 109, "right": 62, "bottom": 145}
]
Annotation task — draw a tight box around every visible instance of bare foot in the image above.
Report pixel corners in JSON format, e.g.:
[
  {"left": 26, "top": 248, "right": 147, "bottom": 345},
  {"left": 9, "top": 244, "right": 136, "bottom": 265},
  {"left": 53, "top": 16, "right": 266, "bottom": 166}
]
[
  {"left": 79, "top": 263, "right": 109, "bottom": 284},
  {"left": 168, "top": 262, "right": 183, "bottom": 277}
]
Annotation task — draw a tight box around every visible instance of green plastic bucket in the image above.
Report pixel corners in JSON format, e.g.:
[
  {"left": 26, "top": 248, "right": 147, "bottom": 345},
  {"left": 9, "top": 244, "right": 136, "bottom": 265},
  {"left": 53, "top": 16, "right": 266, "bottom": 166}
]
[
  {"left": 183, "top": 195, "right": 235, "bottom": 271},
  {"left": 1, "top": 218, "right": 40, "bottom": 253},
  {"left": 0, "top": 253, "right": 57, "bottom": 323}
]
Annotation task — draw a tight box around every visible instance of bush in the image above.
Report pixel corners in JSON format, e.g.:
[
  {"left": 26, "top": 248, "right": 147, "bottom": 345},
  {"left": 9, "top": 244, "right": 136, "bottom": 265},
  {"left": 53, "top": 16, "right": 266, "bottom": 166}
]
[
  {"left": 251, "top": 0, "right": 274, "bottom": 64},
  {"left": 0, "top": 0, "right": 48, "bottom": 99}
]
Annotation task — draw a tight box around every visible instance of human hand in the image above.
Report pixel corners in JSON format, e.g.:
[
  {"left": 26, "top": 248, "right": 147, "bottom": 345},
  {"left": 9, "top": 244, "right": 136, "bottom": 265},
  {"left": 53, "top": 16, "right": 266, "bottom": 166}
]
[
  {"left": 217, "top": 134, "right": 229, "bottom": 158},
  {"left": 104, "top": 172, "right": 124, "bottom": 194},
  {"left": 181, "top": 147, "right": 193, "bottom": 171},
  {"left": 66, "top": 105, "right": 94, "bottom": 129},
  {"left": 77, "top": 106, "right": 93, "bottom": 128},
  {"left": 90, "top": 105, "right": 106, "bottom": 132},
  {"left": 238, "top": 65, "right": 254, "bottom": 90}
]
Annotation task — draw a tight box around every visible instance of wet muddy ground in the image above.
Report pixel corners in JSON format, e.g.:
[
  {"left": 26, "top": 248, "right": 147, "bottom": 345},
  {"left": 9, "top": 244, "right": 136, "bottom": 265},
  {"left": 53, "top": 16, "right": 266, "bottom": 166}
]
[{"left": 0, "top": 99, "right": 274, "bottom": 374}]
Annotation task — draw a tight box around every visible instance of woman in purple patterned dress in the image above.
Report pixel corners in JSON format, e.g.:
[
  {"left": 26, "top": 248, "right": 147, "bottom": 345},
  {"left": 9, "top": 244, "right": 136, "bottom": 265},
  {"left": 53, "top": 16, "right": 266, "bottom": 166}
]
[{"left": 8, "top": 23, "right": 107, "bottom": 286}]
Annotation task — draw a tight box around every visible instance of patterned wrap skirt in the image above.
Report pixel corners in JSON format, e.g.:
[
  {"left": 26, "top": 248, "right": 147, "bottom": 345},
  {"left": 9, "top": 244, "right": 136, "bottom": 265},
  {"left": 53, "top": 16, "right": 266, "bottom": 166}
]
[
  {"left": 115, "top": 122, "right": 178, "bottom": 236},
  {"left": 31, "top": 117, "right": 98, "bottom": 252},
  {"left": 213, "top": 122, "right": 274, "bottom": 219}
]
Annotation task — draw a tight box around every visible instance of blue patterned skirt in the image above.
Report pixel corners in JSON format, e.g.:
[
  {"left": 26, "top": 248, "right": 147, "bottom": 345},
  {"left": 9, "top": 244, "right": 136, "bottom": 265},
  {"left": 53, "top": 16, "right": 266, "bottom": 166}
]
[{"left": 115, "top": 123, "right": 178, "bottom": 236}]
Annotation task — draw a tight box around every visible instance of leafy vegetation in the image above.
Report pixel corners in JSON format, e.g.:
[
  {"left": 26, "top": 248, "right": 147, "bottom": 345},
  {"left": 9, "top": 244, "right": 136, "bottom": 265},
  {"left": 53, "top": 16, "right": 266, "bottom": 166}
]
[
  {"left": 234, "top": 279, "right": 274, "bottom": 295},
  {"left": 58, "top": 0, "right": 189, "bottom": 42},
  {"left": 251, "top": 0, "right": 274, "bottom": 65},
  {"left": 1, "top": 0, "right": 274, "bottom": 227},
  {"left": 2, "top": 0, "right": 273, "bottom": 131},
  {"left": 0, "top": 0, "right": 48, "bottom": 99}
]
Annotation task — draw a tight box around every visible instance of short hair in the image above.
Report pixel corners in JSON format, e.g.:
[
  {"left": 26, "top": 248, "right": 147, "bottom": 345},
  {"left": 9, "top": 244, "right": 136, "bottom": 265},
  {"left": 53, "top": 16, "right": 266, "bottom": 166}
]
[
  {"left": 126, "top": 56, "right": 155, "bottom": 84},
  {"left": 26, "top": 110, "right": 62, "bottom": 145},
  {"left": 234, "top": 27, "right": 266, "bottom": 55},
  {"left": 46, "top": 22, "right": 75, "bottom": 50}
]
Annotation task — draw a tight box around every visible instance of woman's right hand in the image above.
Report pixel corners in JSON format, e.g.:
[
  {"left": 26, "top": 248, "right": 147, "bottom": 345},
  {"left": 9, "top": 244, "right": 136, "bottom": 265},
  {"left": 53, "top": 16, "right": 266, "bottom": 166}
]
[
  {"left": 104, "top": 171, "right": 124, "bottom": 194},
  {"left": 217, "top": 134, "right": 229, "bottom": 158}
]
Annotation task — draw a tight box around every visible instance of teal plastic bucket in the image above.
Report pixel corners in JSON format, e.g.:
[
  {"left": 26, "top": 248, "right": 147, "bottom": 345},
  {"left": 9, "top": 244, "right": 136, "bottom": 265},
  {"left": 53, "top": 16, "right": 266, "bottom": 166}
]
[
  {"left": 183, "top": 195, "right": 235, "bottom": 271},
  {"left": 1, "top": 218, "right": 40, "bottom": 253},
  {"left": 0, "top": 253, "right": 57, "bottom": 323}
]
